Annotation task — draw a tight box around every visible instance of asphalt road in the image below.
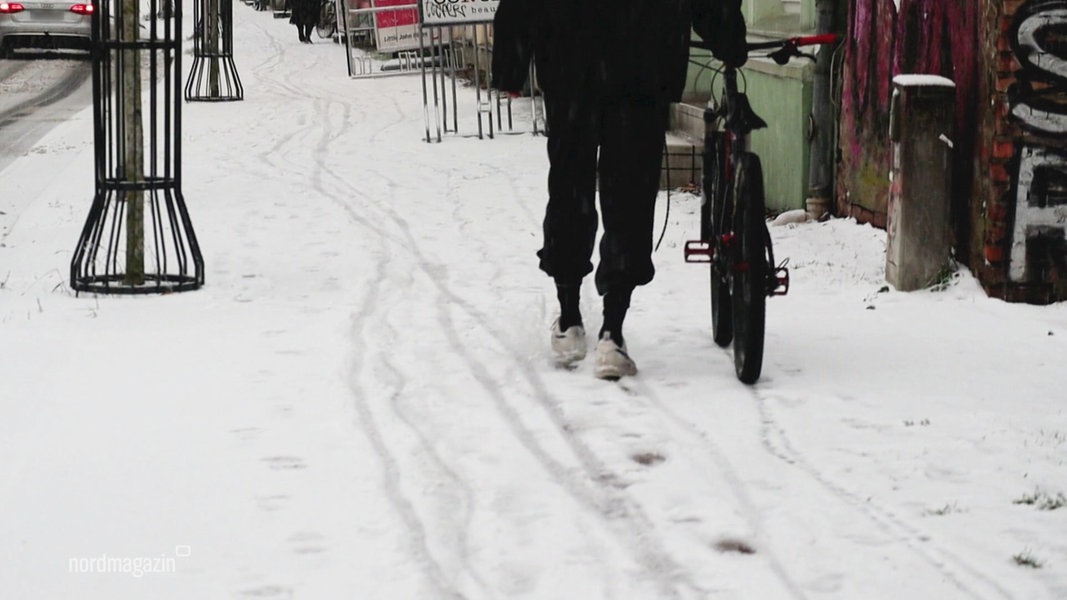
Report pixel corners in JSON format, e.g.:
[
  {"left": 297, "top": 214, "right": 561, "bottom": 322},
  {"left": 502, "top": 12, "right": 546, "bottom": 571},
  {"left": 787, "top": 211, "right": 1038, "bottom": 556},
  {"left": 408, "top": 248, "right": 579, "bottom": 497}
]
[{"left": 0, "top": 53, "right": 93, "bottom": 176}]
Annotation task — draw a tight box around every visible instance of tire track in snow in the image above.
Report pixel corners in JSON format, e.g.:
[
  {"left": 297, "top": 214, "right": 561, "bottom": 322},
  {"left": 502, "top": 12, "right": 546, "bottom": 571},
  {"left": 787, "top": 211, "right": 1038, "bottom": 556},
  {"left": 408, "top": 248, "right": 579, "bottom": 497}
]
[
  {"left": 343, "top": 239, "right": 468, "bottom": 600},
  {"left": 319, "top": 171, "right": 491, "bottom": 597},
  {"left": 243, "top": 21, "right": 288, "bottom": 76},
  {"left": 351, "top": 158, "right": 836, "bottom": 597},
  {"left": 617, "top": 376, "right": 810, "bottom": 599},
  {"left": 234, "top": 25, "right": 370, "bottom": 202},
  {"left": 253, "top": 111, "right": 1011, "bottom": 596},
  {"left": 367, "top": 91, "right": 410, "bottom": 147},
  {"left": 226, "top": 27, "right": 715, "bottom": 593},
  {"left": 223, "top": 24, "right": 487, "bottom": 593},
  {"left": 450, "top": 158, "right": 542, "bottom": 228},
  {"left": 299, "top": 67, "right": 498, "bottom": 597},
  {"left": 753, "top": 390, "right": 1012, "bottom": 600},
  {"left": 329, "top": 167, "right": 492, "bottom": 598},
  {"left": 245, "top": 106, "right": 698, "bottom": 592},
  {"left": 217, "top": 21, "right": 331, "bottom": 178},
  {"left": 313, "top": 162, "right": 706, "bottom": 598},
  {"left": 245, "top": 20, "right": 313, "bottom": 102}
]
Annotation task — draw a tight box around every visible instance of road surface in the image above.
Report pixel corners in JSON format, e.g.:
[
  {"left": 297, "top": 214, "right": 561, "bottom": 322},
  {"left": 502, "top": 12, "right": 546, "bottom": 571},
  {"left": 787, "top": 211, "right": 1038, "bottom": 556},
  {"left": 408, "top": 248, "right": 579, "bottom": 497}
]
[{"left": 0, "top": 54, "right": 91, "bottom": 246}]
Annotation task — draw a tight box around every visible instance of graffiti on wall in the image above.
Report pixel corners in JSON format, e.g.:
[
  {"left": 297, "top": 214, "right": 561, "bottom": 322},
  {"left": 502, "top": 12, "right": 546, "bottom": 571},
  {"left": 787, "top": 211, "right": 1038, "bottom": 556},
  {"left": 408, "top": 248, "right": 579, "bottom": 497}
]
[
  {"left": 840, "top": 1, "right": 979, "bottom": 232},
  {"left": 1008, "top": 0, "right": 1067, "bottom": 283}
]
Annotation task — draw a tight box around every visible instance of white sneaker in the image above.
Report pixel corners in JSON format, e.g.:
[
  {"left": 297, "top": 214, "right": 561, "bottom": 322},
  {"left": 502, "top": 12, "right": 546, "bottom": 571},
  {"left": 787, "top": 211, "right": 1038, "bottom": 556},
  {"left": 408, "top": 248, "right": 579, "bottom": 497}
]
[
  {"left": 551, "top": 318, "right": 587, "bottom": 366},
  {"left": 594, "top": 332, "right": 637, "bottom": 380}
]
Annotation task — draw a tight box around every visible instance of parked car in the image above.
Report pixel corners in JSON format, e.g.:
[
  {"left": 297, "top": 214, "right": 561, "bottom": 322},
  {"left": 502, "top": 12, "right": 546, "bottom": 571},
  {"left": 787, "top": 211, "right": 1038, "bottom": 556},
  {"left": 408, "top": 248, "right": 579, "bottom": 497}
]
[{"left": 0, "top": 1, "right": 94, "bottom": 56}]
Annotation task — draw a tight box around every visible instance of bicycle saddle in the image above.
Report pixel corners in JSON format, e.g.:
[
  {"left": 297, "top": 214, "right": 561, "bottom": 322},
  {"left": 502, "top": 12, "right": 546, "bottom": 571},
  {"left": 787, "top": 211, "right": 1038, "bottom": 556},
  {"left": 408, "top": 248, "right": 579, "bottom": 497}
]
[{"left": 725, "top": 93, "right": 768, "bottom": 133}]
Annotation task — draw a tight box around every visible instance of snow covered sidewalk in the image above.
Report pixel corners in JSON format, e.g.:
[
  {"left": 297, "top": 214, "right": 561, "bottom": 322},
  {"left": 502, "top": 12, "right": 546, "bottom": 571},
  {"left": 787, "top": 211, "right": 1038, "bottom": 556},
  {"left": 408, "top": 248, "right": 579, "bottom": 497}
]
[{"left": 1, "top": 6, "right": 1066, "bottom": 599}]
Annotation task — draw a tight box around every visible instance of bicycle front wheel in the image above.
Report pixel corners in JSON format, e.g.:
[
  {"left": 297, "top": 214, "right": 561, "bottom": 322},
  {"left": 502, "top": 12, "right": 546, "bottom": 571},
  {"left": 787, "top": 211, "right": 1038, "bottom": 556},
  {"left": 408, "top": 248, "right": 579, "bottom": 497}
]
[
  {"left": 703, "top": 132, "right": 732, "bottom": 347},
  {"left": 316, "top": 1, "right": 337, "bottom": 38},
  {"left": 730, "top": 153, "right": 767, "bottom": 384}
]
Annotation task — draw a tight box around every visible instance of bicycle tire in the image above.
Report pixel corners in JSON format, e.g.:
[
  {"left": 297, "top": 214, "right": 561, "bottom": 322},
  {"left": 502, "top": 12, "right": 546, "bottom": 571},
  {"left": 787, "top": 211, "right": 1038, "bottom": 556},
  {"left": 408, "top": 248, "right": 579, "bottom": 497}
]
[
  {"left": 731, "top": 153, "right": 767, "bottom": 384},
  {"left": 703, "top": 131, "right": 733, "bottom": 347},
  {"left": 316, "top": 1, "right": 337, "bottom": 39}
]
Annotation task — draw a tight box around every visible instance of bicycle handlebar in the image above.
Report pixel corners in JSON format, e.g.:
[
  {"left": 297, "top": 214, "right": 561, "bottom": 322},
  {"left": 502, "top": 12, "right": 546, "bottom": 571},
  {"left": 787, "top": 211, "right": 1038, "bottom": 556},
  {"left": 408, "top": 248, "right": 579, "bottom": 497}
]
[
  {"left": 744, "top": 34, "right": 839, "bottom": 52},
  {"left": 690, "top": 33, "right": 839, "bottom": 65}
]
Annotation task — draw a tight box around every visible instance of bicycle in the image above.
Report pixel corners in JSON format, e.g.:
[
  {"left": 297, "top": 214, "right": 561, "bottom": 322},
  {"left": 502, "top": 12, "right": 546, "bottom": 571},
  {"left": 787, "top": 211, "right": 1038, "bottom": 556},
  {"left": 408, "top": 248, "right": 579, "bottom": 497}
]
[
  {"left": 684, "top": 34, "right": 839, "bottom": 384},
  {"left": 316, "top": 0, "right": 338, "bottom": 40}
]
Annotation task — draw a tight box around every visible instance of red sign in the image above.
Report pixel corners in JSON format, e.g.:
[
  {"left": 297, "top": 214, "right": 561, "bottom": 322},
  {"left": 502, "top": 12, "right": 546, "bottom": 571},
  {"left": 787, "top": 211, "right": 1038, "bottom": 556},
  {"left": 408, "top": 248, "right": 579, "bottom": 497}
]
[{"left": 374, "top": 0, "right": 418, "bottom": 28}]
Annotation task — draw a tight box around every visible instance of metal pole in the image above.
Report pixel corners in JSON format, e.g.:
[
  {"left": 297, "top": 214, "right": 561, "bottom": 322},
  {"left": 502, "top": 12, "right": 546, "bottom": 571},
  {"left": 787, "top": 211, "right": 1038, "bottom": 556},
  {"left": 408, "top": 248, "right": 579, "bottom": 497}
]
[
  {"left": 340, "top": 0, "right": 355, "bottom": 76},
  {"left": 483, "top": 24, "right": 494, "bottom": 139},
  {"left": 433, "top": 28, "right": 442, "bottom": 140},
  {"left": 472, "top": 25, "right": 483, "bottom": 139},
  {"left": 805, "top": 0, "right": 837, "bottom": 219},
  {"left": 449, "top": 36, "right": 457, "bottom": 132},
  {"left": 419, "top": 12, "right": 431, "bottom": 142}
]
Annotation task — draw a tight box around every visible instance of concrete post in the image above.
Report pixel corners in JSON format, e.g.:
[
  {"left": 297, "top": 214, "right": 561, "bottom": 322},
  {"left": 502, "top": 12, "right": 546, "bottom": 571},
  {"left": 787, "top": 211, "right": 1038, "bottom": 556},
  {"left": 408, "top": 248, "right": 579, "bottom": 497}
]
[{"left": 886, "top": 75, "right": 956, "bottom": 291}]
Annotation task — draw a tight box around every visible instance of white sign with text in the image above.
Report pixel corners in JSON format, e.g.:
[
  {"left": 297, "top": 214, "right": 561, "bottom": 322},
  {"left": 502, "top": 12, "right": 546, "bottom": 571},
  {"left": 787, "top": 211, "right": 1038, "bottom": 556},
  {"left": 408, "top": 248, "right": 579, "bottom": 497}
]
[{"left": 420, "top": 0, "right": 499, "bottom": 25}]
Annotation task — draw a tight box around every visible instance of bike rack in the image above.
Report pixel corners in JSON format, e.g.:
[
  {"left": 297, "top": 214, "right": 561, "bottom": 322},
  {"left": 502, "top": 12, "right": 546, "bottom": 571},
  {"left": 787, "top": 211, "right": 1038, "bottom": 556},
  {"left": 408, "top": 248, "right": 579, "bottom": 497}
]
[
  {"left": 72, "top": 0, "right": 204, "bottom": 294},
  {"left": 186, "top": 0, "right": 244, "bottom": 101}
]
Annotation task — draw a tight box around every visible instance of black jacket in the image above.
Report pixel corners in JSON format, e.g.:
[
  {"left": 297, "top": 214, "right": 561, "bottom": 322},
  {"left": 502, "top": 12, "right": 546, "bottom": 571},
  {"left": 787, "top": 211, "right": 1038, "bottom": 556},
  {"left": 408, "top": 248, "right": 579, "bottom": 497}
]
[
  {"left": 491, "top": 0, "right": 747, "bottom": 102},
  {"left": 289, "top": 0, "right": 318, "bottom": 26}
]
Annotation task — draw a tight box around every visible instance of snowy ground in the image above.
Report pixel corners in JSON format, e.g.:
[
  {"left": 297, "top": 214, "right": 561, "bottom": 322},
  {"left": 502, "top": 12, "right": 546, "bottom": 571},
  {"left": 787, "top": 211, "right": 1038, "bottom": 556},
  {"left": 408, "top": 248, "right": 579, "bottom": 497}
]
[{"left": 1, "top": 6, "right": 1066, "bottom": 600}]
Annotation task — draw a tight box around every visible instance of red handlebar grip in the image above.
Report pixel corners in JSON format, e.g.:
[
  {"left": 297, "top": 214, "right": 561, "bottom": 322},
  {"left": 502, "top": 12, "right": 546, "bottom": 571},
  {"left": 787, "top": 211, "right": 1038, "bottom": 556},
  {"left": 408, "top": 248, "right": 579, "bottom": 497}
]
[{"left": 792, "top": 34, "right": 840, "bottom": 47}]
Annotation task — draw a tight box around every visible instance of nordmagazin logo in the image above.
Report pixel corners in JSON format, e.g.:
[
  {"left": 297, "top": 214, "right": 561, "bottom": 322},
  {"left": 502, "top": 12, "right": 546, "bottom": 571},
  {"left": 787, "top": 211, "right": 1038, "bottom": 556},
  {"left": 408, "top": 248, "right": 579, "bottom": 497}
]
[{"left": 68, "top": 546, "right": 190, "bottom": 578}]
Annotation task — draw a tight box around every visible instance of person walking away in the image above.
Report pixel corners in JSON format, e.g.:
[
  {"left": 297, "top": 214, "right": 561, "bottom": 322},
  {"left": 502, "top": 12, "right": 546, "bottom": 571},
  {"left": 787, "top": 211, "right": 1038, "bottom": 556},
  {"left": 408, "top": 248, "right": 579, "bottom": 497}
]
[
  {"left": 491, "top": 0, "right": 748, "bottom": 379},
  {"left": 290, "top": 0, "right": 317, "bottom": 43}
]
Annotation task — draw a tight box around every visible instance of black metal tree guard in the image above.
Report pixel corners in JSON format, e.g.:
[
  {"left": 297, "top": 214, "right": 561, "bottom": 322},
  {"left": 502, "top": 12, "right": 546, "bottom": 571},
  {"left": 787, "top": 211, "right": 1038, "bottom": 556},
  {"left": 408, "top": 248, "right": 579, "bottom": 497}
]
[
  {"left": 186, "top": 0, "right": 243, "bottom": 101},
  {"left": 71, "top": 0, "right": 204, "bottom": 294}
]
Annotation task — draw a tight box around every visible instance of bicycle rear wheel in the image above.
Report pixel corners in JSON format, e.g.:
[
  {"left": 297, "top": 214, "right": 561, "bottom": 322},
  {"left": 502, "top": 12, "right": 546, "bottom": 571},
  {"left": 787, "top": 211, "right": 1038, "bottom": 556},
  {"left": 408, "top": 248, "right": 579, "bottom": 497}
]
[
  {"left": 731, "top": 153, "right": 767, "bottom": 384},
  {"left": 702, "top": 132, "right": 732, "bottom": 347},
  {"left": 316, "top": 1, "right": 337, "bottom": 39}
]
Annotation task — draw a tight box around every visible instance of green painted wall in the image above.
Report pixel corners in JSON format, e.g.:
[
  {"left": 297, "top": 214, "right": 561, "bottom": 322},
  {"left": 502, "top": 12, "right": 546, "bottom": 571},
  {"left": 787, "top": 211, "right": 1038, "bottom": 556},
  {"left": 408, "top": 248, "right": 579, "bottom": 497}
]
[
  {"left": 683, "top": 58, "right": 815, "bottom": 213},
  {"left": 681, "top": 0, "right": 819, "bottom": 212},
  {"left": 745, "top": 65, "right": 814, "bottom": 212},
  {"left": 743, "top": 0, "right": 816, "bottom": 33}
]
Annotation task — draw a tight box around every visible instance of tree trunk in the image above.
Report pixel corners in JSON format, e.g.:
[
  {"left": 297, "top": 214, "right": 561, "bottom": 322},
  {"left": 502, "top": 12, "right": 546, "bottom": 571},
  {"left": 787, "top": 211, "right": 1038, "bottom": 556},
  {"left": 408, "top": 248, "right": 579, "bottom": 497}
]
[{"left": 123, "top": 0, "right": 145, "bottom": 285}]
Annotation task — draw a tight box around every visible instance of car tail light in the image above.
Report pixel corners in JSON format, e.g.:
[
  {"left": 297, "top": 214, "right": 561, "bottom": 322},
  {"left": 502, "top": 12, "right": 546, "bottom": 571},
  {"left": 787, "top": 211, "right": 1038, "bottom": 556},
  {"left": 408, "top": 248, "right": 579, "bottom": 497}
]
[
  {"left": 70, "top": 3, "right": 94, "bottom": 14},
  {"left": 0, "top": 2, "right": 27, "bottom": 13}
]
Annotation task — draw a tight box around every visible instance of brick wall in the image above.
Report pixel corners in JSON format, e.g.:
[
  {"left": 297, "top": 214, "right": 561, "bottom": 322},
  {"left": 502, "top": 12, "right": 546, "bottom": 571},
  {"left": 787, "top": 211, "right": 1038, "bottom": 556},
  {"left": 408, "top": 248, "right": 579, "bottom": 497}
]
[
  {"left": 983, "top": 0, "right": 1067, "bottom": 302},
  {"left": 837, "top": 1, "right": 979, "bottom": 231}
]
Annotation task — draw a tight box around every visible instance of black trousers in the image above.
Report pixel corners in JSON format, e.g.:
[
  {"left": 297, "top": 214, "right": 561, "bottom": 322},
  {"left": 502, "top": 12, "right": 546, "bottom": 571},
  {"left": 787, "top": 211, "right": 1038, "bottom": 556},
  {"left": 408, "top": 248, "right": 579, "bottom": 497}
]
[{"left": 538, "top": 95, "right": 668, "bottom": 296}]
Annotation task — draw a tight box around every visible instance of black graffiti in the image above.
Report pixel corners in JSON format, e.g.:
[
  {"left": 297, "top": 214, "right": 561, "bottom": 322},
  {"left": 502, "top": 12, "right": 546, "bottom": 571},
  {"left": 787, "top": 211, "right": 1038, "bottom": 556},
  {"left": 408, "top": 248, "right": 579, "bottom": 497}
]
[
  {"left": 426, "top": 3, "right": 468, "bottom": 19},
  {"left": 1007, "top": 0, "right": 1067, "bottom": 283},
  {"left": 1010, "top": 0, "right": 1067, "bottom": 135}
]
